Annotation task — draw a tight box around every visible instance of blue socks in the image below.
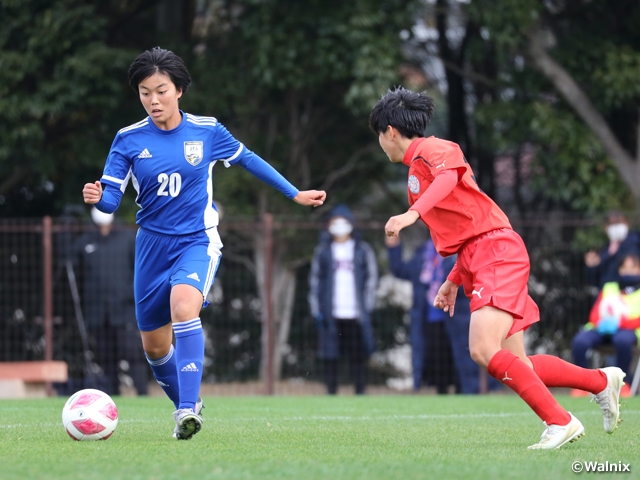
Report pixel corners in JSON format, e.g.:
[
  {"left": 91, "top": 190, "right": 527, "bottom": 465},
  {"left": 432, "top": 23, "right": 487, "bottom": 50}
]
[
  {"left": 146, "top": 344, "right": 180, "bottom": 409},
  {"left": 173, "top": 318, "right": 204, "bottom": 411}
]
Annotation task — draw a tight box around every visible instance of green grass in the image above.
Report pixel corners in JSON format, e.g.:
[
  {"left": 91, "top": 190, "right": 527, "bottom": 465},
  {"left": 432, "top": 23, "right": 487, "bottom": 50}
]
[{"left": 0, "top": 394, "right": 638, "bottom": 480}]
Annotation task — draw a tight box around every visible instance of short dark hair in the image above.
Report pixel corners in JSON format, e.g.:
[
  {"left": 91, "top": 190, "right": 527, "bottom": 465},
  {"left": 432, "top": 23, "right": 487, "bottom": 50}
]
[
  {"left": 606, "top": 210, "right": 627, "bottom": 225},
  {"left": 368, "top": 87, "right": 435, "bottom": 138},
  {"left": 128, "top": 47, "right": 191, "bottom": 95}
]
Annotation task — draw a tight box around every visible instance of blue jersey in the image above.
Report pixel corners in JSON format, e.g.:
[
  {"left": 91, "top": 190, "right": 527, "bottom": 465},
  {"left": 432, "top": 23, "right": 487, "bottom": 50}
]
[{"left": 98, "top": 111, "right": 298, "bottom": 235}]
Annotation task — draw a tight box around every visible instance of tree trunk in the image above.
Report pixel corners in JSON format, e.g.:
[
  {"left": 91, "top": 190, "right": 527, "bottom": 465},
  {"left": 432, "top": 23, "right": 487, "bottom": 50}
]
[
  {"left": 527, "top": 26, "right": 640, "bottom": 210},
  {"left": 254, "top": 219, "right": 299, "bottom": 385},
  {"left": 271, "top": 266, "right": 297, "bottom": 381}
]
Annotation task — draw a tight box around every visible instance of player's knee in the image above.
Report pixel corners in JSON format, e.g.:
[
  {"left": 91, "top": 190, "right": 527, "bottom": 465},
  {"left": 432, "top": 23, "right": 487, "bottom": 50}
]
[
  {"left": 170, "top": 299, "right": 200, "bottom": 322},
  {"left": 143, "top": 344, "right": 170, "bottom": 360},
  {"left": 469, "top": 346, "right": 491, "bottom": 368}
]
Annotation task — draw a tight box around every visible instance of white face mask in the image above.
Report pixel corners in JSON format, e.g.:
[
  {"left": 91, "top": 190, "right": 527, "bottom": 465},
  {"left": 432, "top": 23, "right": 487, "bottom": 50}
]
[
  {"left": 91, "top": 207, "right": 114, "bottom": 227},
  {"left": 328, "top": 219, "right": 353, "bottom": 237},
  {"left": 606, "top": 223, "right": 628, "bottom": 242}
]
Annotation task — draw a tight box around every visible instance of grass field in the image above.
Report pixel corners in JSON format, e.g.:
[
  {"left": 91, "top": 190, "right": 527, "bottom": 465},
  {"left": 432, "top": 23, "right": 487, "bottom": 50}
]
[{"left": 0, "top": 393, "right": 638, "bottom": 480}]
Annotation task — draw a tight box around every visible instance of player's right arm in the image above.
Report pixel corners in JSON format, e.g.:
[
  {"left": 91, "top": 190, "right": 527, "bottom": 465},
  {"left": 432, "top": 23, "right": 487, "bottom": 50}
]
[
  {"left": 82, "top": 181, "right": 124, "bottom": 214},
  {"left": 84, "top": 132, "right": 131, "bottom": 212},
  {"left": 83, "top": 181, "right": 103, "bottom": 204}
]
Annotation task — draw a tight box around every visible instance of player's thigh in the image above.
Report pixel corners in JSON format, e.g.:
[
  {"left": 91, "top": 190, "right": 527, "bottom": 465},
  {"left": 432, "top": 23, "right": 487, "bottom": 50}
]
[
  {"left": 172, "top": 228, "right": 222, "bottom": 296},
  {"left": 135, "top": 229, "right": 175, "bottom": 331},
  {"left": 170, "top": 283, "right": 205, "bottom": 321},
  {"left": 462, "top": 229, "right": 533, "bottom": 320}
]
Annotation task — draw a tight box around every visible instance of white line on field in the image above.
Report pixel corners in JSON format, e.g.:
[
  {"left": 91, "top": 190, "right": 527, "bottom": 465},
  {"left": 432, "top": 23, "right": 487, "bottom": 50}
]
[{"left": 1, "top": 409, "right": 637, "bottom": 429}]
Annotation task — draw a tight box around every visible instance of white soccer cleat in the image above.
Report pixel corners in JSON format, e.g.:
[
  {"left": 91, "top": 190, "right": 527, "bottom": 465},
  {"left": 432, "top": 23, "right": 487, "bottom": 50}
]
[
  {"left": 592, "top": 367, "right": 626, "bottom": 434},
  {"left": 527, "top": 413, "right": 585, "bottom": 450},
  {"left": 195, "top": 396, "right": 204, "bottom": 416},
  {"left": 172, "top": 408, "right": 203, "bottom": 440}
]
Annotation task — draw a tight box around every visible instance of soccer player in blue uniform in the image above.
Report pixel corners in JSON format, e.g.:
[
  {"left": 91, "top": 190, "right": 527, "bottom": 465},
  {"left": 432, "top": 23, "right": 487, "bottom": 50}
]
[{"left": 83, "top": 47, "right": 326, "bottom": 440}]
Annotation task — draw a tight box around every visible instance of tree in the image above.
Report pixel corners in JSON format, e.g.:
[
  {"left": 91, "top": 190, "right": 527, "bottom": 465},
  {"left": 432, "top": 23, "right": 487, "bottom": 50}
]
[
  {"left": 0, "top": 0, "right": 195, "bottom": 218},
  {"left": 466, "top": 0, "right": 640, "bottom": 214},
  {"left": 186, "top": 0, "right": 418, "bottom": 381}
]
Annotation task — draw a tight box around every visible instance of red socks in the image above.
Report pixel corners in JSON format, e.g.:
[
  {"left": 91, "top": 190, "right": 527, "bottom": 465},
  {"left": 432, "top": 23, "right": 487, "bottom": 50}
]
[
  {"left": 487, "top": 349, "right": 571, "bottom": 426},
  {"left": 530, "top": 354, "right": 607, "bottom": 394}
]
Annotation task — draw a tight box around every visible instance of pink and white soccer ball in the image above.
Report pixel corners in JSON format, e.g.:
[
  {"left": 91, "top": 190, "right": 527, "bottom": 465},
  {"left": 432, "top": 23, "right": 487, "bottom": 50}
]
[{"left": 62, "top": 389, "right": 119, "bottom": 441}]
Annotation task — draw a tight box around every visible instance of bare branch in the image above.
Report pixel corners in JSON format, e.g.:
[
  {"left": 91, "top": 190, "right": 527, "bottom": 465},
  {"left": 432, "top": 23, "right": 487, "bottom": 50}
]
[{"left": 317, "top": 146, "right": 376, "bottom": 192}]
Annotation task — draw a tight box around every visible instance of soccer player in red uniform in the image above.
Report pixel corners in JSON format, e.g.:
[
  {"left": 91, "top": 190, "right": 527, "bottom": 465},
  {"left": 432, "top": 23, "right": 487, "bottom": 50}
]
[{"left": 369, "top": 87, "right": 626, "bottom": 450}]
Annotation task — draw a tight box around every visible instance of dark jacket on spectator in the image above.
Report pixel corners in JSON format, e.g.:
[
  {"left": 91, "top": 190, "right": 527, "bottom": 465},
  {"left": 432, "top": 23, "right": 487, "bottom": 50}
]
[
  {"left": 71, "top": 228, "right": 136, "bottom": 329},
  {"left": 587, "top": 232, "right": 640, "bottom": 289},
  {"left": 308, "top": 206, "right": 377, "bottom": 360}
]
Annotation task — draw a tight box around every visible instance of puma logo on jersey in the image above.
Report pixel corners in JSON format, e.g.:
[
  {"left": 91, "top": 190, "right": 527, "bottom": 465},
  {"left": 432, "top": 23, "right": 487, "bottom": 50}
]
[
  {"left": 436, "top": 161, "right": 446, "bottom": 169},
  {"left": 137, "top": 148, "right": 153, "bottom": 158},
  {"left": 472, "top": 287, "right": 484, "bottom": 298},
  {"left": 187, "top": 272, "right": 200, "bottom": 282},
  {"left": 502, "top": 371, "right": 512, "bottom": 382}
]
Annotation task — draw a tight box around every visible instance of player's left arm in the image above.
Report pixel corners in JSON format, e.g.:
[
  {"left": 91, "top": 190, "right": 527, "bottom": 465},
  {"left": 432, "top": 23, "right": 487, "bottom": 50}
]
[
  {"left": 237, "top": 151, "right": 326, "bottom": 206},
  {"left": 214, "top": 124, "right": 325, "bottom": 206},
  {"left": 433, "top": 279, "right": 459, "bottom": 317}
]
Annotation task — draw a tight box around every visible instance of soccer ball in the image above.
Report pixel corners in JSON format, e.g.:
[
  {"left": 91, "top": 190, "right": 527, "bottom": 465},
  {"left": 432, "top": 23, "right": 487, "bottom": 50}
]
[{"left": 62, "top": 389, "right": 119, "bottom": 441}]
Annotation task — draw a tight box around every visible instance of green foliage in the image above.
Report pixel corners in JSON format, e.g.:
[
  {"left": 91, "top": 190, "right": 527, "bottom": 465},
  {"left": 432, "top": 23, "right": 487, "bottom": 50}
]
[
  {"left": 185, "top": 0, "right": 418, "bottom": 217},
  {"left": 529, "top": 103, "right": 633, "bottom": 212},
  {"left": 466, "top": 0, "right": 640, "bottom": 215},
  {"left": 594, "top": 45, "right": 640, "bottom": 108},
  {"left": 0, "top": 0, "right": 136, "bottom": 216},
  {"left": 466, "top": 0, "right": 540, "bottom": 50}
]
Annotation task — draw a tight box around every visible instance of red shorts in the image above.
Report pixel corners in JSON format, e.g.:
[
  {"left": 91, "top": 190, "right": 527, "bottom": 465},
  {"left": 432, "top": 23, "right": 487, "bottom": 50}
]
[{"left": 456, "top": 228, "right": 540, "bottom": 337}]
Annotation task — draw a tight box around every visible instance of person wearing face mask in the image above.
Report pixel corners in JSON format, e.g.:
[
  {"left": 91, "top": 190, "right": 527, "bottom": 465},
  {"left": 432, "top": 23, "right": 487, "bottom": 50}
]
[
  {"left": 68, "top": 207, "right": 148, "bottom": 397},
  {"left": 585, "top": 211, "right": 640, "bottom": 289},
  {"left": 572, "top": 254, "right": 640, "bottom": 397},
  {"left": 308, "top": 205, "right": 378, "bottom": 395}
]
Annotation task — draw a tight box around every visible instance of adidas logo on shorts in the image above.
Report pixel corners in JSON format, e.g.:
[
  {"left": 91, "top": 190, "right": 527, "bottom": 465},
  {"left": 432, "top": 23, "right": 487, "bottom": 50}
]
[{"left": 181, "top": 362, "right": 199, "bottom": 373}]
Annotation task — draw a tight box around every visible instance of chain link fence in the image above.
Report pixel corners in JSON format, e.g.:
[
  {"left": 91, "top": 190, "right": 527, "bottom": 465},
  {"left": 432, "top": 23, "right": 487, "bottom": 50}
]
[{"left": 0, "top": 214, "right": 603, "bottom": 396}]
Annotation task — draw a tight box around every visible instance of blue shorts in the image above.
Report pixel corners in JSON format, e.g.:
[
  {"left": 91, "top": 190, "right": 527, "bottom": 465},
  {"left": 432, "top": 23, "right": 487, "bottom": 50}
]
[{"left": 134, "top": 227, "right": 222, "bottom": 331}]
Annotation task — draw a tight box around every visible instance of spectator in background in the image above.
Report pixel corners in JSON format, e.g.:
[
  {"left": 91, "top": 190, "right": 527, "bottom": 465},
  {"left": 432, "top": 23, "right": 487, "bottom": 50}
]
[
  {"left": 585, "top": 211, "right": 640, "bottom": 289},
  {"left": 386, "top": 235, "right": 501, "bottom": 394},
  {"left": 572, "top": 253, "right": 640, "bottom": 398},
  {"left": 71, "top": 207, "right": 148, "bottom": 396},
  {"left": 308, "top": 205, "right": 378, "bottom": 395}
]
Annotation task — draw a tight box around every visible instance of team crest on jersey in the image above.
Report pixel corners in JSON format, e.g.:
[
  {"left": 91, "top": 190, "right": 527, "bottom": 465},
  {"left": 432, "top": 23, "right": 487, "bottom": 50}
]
[
  {"left": 408, "top": 175, "right": 420, "bottom": 194},
  {"left": 184, "top": 141, "right": 204, "bottom": 166}
]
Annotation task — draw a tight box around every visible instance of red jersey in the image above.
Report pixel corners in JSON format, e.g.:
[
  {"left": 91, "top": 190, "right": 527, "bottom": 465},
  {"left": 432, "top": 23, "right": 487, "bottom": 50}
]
[{"left": 404, "top": 136, "right": 512, "bottom": 256}]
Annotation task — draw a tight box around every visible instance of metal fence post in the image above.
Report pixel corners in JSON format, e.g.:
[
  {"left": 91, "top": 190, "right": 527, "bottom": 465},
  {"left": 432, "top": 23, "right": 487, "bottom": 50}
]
[
  {"left": 42, "top": 216, "right": 54, "bottom": 396},
  {"left": 262, "top": 213, "right": 274, "bottom": 395}
]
